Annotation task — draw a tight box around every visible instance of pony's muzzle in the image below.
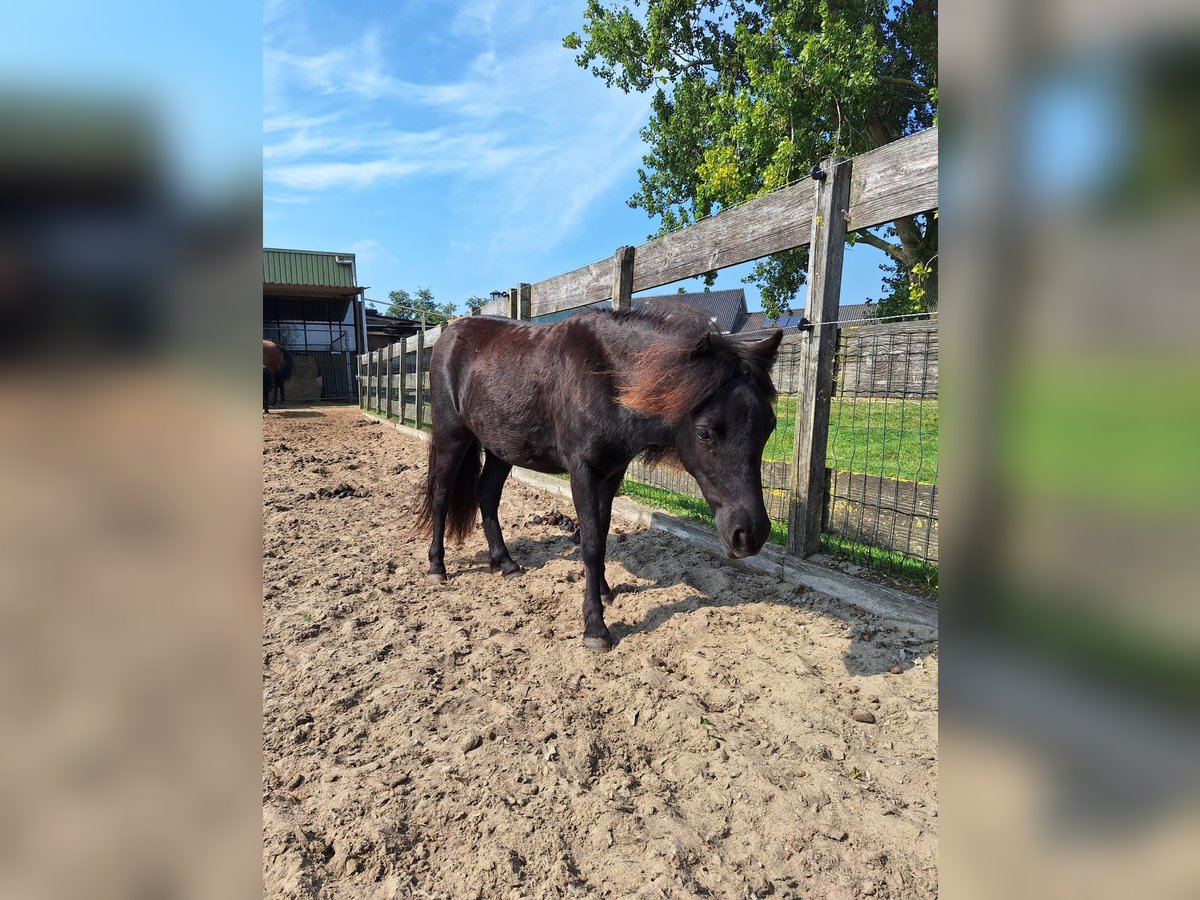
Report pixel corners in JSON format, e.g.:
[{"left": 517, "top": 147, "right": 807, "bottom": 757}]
[{"left": 719, "top": 511, "right": 770, "bottom": 559}]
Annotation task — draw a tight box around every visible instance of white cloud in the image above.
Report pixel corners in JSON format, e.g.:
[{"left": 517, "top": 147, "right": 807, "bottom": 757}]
[{"left": 264, "top": 4, "right": 653, "bottom": 257}]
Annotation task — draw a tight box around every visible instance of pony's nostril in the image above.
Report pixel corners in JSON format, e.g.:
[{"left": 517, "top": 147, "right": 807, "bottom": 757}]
[{"left": 732, "top": 528, "right": 748, "bottom": 550}]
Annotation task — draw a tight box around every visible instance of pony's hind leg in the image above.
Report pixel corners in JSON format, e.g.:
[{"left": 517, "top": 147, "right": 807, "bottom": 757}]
[
  {"left": 425, "top": 428, "right": 474, "bottom": 583},
  {"left": 477, "top": 450, "right": 522, "bottom": 577}
]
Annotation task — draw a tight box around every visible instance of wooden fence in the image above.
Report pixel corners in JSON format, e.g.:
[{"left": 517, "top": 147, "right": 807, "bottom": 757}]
[{"left": 359, "top": 127, "right": 938, "bottom": 568}]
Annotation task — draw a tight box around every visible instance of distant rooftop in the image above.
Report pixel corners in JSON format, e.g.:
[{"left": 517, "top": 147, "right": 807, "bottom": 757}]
[
  {"left": 736, "top": 301, "right": 880, "bottom": 335},
  {"left": 263, "top": 248, "right": 360, "bottom": 292}
]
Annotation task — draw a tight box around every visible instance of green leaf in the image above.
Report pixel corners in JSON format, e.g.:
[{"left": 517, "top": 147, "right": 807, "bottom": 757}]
[{"left": 566, "top": 0, "right": 938, "bottom": 312}]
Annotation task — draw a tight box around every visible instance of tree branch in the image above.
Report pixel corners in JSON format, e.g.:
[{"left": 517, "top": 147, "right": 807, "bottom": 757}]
[
  {"left": 877, "top": 75, "right": 927, "bottom": 92},
  {"left": 865, "top": 115, "right": 893, "bottom": 148},
  {"left": 852, "top": 230, "right": 906, "bottom": 261},
  {"left": 892, "top": 214, "right": 925, "bottom": 262}
]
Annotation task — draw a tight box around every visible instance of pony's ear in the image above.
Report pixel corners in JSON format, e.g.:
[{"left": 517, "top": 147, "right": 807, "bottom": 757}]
[
  {"left": 734, "top": 329, "right": 783, "bottom": 372},
  {"left": 689, "top": 331, "right": 714, "bottom": 359}
]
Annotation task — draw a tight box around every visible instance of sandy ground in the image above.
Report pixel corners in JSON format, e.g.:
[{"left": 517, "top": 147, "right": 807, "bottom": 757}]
[{"left": 263, "top": 406, "right": 938, "bottom": 899}]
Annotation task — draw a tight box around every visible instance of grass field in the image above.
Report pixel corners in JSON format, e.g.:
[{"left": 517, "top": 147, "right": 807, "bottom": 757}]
[{"left": 766, "top": 396, "right": 939, "bottom": 485}]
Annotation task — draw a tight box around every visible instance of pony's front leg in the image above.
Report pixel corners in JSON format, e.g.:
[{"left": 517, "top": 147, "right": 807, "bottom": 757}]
[{"left": 569, "top": 466, "right": 616, "bottom": 652}]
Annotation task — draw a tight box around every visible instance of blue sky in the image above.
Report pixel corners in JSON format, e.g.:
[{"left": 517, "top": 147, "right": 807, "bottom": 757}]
[{"left": 264, "top": 0, "right": 890, "bottom": 314}]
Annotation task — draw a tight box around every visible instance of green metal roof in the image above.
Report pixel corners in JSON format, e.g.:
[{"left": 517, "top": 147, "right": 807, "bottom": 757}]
[{"left": 264, "top": 248, "right": 358, "bottom": 288}]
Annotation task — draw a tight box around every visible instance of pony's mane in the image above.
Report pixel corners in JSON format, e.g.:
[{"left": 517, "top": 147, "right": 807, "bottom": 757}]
[{"left": 613, "top": 311, "right": 782, "bottom": 425}]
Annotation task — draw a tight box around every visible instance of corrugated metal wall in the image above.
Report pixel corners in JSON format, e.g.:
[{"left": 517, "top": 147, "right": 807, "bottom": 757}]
[{"left": 263, "top": 249, "right": 356, "bottom": 287}]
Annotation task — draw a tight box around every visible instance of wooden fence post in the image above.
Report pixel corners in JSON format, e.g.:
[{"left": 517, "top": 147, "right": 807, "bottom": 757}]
[
  {"left": 518, "top": 283, "right": 531, "bottom": 320},
  {"left": 377, "top": 349, "right": 385, "bottom": 413},
  {"left": 398, "top": 337, "right": 408, "bottom": 423},
  {"left": 385, "top": 343, "right": 394, "bottom": 419},
  {"left": 414, "top": 329, "right": 425, "bottom": 429},
  {"left": 611, "top": 246, "right": 634, "bottom": 312},
  {"left": 507, "top": 287, "right": 519, "bottom": 319},
  {"left": 373, "top": 348, "right": 379, "bottom": 413},
  {"left": 367, "top": 350, "right": 375, "bottom": 411},
  {"left": 787, "top": 157, "right": 851, "bottom": 558}
]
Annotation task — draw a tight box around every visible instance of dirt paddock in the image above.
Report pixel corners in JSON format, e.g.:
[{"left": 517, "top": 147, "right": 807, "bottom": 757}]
[{"left": 263, "top": 406, "right": 938, "bottom": 899}]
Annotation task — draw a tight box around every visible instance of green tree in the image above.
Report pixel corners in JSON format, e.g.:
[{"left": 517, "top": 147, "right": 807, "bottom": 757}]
[
  {"left": 386, "top": 287, "right": 456, "bottom": 321},
  {"left": 464, "top": 295, "right": 488, "bottom": 314},
  {"left": 564, "top": 0, "right": 938, "bottom": 318}
]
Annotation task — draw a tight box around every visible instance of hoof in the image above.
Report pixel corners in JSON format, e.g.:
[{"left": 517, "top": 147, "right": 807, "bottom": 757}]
[
  {"left": 583, "top": 634, "right": 613, "bottom": 653},
  {"left": 490, "top": 562, "right": 524, "bottom": 578},
  {"left": 426, "top": 573, "right": 447, "bottom": 584}
]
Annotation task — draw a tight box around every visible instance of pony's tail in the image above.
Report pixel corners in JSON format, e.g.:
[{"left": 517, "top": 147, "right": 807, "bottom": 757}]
[
  {"left": 416, "top": 437, "right": 481, "bottom": 544},
  {"left": 277, "top": 346, "right": 293, "bottom": 384}
]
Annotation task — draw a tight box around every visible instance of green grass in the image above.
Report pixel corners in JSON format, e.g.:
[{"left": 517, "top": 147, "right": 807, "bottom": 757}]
[
  {"left": 819, "top": 532, "right": 939, "bottom": 591},
  {"left": 767, "top": 396, "right": 939, "bottom": 486}
]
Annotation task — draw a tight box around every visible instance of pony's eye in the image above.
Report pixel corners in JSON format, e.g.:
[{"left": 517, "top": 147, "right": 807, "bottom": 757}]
[{"left": 694, "top": 426, "right": 713, "bottom": 443}]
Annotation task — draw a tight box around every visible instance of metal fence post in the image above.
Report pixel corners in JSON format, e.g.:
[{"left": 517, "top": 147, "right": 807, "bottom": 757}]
[
  {"left": 786, "top": 156, "right": 851, "bottom": 558},
  {"left": 611, "top": 245, "right": 635, "bottom": 312},
  {"left": 414, "top": 328, "right": 425, "bottom": 429}
]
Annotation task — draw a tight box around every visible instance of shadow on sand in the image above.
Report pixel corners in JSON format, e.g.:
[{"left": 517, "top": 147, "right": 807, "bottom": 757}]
[{"left": 453, "top": 518, "right": 936, "bottom": 677}]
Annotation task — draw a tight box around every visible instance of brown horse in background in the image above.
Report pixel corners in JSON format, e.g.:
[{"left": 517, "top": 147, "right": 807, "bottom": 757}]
[{"left": 262, "top": 340, "right": 293, "bottom": 410}]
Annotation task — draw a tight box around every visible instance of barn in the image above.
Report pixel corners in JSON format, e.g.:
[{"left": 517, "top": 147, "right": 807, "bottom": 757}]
[{"left": 263, "top": 248, "right": 367, "bottom": 401}]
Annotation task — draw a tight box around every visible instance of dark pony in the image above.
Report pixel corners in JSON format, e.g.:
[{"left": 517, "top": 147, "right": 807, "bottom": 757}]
[
  {"left": 262, "top": 340, "right": 293, "bottom": 408},
  {"left": 418, "top": 308, "right": 782, "bottom": 652}
]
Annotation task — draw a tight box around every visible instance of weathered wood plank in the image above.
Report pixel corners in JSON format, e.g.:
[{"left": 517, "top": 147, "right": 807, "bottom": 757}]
[
  {"left": 385, "top": 343, "right": 393, "bottom": 418},
  {"left": 847, "top": 127, "right": 939, "bottom": 231},
  {"left": 611, "top": 246, "right": 635, "bottom": 312},
  {"left": 414, "top": 331, "right": 425, "bottom": 430},
  {"left": 478, "top": 297, "right": 509, "bottom": 317},
  {"left": 398, "top": 337, "right": 407, "bottom": 423},
  {"left": 630, "top": 185, "right": 816, "bottom": 295},
  {"left": 530, "top": 257, "right": 611, "bottom": 317},
  {"left": 788, "top": 157, "right": 852, "bottom": 557},
  {"left": 518, "top": 283, "right": 531, "bottom": 320}
]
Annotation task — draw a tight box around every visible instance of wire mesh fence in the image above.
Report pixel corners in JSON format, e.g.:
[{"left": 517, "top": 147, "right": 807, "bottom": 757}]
[{"left": 823, "top": 316, "right": 938, "bottom": 584}]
